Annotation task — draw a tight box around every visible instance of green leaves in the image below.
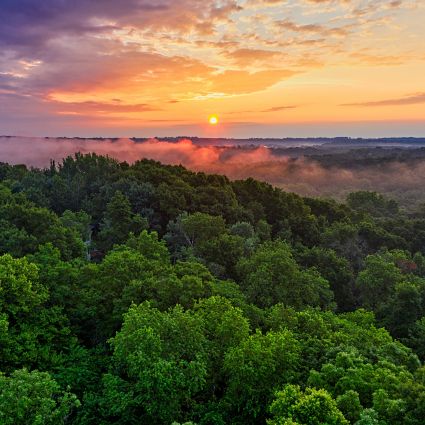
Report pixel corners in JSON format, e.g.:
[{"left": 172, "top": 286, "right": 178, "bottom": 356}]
[
  {"left": 356, "top": 253, "right": 404, "bottom": 310},
  {"left": 97, "top": 191, "right": 148, "bottom": 251},
  {"left": 0, "top": 184, "right": 86, "bottom": 259},
  {"left": 0, "top": 368, "right": 79, "bottom": 425},
  {"left": 0, "top": 254, "right": 76, "bottom": 372},
  {"left": 0, "top": 254, "right": 46, "bottom": 315},
  {"left": 236, "top": 241, "right": 333, "bottom": 309},
  {"left": 268, "top": 385, "right": 349, "bottom": 425},
  {"left": 106, "top": 303, "right": 208, "bottom": 424},
  {"left": 224, "top": 329, "right": 300, "bottom": 421}
]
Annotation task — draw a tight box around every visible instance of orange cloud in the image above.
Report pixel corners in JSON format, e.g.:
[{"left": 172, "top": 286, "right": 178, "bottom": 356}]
[
  {"left": 208, "top": 69, "right": 297, "bottom": 95},
  {"left": 223, "top": 48, "right": 285, "bottom": 66}
]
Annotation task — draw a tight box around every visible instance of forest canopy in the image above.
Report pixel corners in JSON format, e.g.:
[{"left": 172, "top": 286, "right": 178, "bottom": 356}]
[{"left": 1, "top": 153, "right": 425, "bottom": 424}]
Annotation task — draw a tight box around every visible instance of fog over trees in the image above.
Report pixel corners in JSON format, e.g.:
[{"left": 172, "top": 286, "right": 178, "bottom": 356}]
[{"left": 3, "top": 136, "right": 425, "bottom": 210}]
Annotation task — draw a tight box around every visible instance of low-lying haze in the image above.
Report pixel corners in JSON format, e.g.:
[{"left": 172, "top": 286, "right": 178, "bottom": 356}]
[{"left": 2, "top": 136, "right": 425, "bottom": 207}]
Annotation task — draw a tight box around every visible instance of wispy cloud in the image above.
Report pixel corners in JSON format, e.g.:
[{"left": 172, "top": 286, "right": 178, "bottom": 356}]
[
  {"left": 225, "top": 105, "right": 297, "bottom": 114},
  {"left": 223, "top": 48, "right": 284, "bottom": 65},
  {"left": 342, "top": 92, "right": 425, "bottom": 107},
  {"left": 261, "top": 105, "right": 297, "bottom": 112},
  {"left": 276, "top": 19, "right": 349, "bottom": 37}
]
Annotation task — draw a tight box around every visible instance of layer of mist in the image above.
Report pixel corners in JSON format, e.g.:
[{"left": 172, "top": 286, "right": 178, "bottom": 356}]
[{"left": 2, "top": 136, "right": 425, "bottom": 207}]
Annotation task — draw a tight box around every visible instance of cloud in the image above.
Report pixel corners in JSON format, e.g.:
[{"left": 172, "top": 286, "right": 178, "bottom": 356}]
[
  {"left": 276, "top": 20, "right": 349, "bottom": 37},
  {"left": 342, "top": 92, "right": 425, "bottom": 107},
  {"left": 0, "top": 0, "right": 241, "bottom": 55},
  {"left": 261, "top": 105, "right": 297, "bottom": 112},
  {"left": 225, "top": 105, "right": 297, "bottom": 114},
  {"left": 349, "top": 52, "right": 406, "bottom": 66},
  {"left": 0, "top": 34, "right": 297, "bottom": 116},
  {"left": 52, "top": 100, "right": 159, "bottom": 116},
  {"left": 208, "top": 69, "right": 297, "bottom": 95},
  {"left": 223, "top": 48, "right": 284, "bottom": 65}
]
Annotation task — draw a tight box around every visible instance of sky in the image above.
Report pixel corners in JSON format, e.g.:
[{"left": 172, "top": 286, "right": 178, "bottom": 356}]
[{"left": 0, "top": 0, "right": 424, "bottom": 138}]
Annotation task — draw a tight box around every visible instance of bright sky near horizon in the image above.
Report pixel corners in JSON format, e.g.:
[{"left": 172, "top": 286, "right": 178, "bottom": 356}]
[{"left": 0, "top": 0, "right": 424, "bottom": 137}]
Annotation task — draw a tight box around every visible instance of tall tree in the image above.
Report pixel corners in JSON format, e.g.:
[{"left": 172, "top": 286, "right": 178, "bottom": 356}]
[{"left": 97, "top": 191, "right": 147, "bottom": 251}]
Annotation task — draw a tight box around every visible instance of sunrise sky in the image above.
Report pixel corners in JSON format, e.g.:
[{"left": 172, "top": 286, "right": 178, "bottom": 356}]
[{"left": 1, "top": 0, "right": 424, "bottom": 137}]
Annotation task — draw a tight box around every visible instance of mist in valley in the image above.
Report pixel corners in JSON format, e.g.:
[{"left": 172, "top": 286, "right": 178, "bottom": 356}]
[{"left": 2, "top": 135, "right": 425, "bottom": 208}]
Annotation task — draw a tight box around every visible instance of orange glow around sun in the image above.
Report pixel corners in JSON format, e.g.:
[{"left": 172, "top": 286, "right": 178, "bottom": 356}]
[
  {"left": 3, "top": 0, "right": 425, "bottom": 137},
  {"left": 209, "top": 115, "right": 218, "bottom": 125}
]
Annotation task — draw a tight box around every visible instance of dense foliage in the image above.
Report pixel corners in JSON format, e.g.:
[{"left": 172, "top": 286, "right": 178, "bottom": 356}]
[{"left": 1, "top": 154, "right": 425, "bottom": 424}]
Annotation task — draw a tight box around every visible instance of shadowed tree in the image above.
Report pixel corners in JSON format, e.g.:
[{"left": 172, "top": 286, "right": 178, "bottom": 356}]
[{"left": 97, "top": 191, "right": 148, "bottom": 251}]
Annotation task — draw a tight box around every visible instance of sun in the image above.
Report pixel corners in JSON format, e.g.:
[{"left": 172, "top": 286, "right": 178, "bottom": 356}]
[{"left": 208, "top": 115, "right": 218, "bottom": 125}]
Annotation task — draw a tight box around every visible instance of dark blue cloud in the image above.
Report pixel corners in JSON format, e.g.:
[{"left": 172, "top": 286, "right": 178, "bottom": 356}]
[{"left": 0, "top": 0, "right": 169, "bottom": 55}]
